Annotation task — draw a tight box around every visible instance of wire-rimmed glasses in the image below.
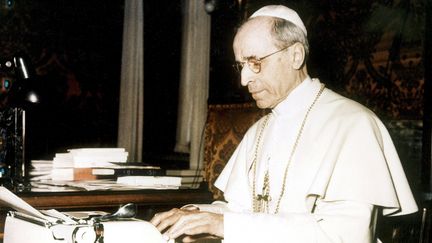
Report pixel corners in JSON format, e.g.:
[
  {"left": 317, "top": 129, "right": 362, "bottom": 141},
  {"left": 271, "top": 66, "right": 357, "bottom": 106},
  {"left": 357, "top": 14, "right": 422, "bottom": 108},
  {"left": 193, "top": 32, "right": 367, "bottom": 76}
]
[{"left": 233, "top": 46, "right": 290, "bottom": 74}]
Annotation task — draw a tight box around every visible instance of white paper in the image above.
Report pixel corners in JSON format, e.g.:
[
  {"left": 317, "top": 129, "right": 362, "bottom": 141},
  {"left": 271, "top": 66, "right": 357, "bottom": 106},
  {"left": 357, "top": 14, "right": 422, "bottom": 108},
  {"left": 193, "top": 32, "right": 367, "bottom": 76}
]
[
  {"left": 0, "top": 186, "right": 52, "bottom": 221},
  {"left": 39, "top": 209, "right": 77, "bottom": 224}
]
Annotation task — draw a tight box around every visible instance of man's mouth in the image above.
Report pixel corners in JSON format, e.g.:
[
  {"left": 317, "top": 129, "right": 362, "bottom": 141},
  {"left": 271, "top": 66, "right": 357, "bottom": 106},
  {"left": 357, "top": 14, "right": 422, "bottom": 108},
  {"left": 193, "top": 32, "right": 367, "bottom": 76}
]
[{"left": 251, "top": 90, "right": 264, "bottom": 100}]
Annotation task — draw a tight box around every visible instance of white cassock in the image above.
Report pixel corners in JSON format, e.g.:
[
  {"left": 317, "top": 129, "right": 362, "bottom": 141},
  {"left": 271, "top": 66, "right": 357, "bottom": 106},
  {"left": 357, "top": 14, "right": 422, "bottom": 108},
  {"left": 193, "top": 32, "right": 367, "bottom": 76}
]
[{"left": 197, "top": 77, "right": 418, "bottom": 243}]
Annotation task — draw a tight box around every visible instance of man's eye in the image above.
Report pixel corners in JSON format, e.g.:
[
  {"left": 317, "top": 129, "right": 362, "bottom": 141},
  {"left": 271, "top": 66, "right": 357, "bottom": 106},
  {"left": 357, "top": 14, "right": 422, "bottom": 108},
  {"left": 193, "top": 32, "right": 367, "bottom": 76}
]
[{"left": 251, "top": 61, "right": 260, "bottom": 68}]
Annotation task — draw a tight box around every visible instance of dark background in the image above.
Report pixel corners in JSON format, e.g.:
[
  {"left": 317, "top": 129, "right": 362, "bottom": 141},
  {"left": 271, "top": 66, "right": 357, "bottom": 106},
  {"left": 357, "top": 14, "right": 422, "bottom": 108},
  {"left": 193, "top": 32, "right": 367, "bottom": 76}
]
[{"left": 0, "top": 0, "right": 124, "bottom": 160}]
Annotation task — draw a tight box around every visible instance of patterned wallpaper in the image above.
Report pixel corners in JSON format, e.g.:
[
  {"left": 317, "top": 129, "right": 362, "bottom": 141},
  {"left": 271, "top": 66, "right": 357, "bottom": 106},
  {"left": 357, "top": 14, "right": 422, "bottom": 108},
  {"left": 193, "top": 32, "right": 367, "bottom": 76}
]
[
  {"left": 302, "top": 0, "right": 425, "bottom": 191},
  {"left": 211, "top": 0, "right": 425, "bottom": 119},
  {"left": 307, "top": 1, "right": 424, "bottom": 120}
]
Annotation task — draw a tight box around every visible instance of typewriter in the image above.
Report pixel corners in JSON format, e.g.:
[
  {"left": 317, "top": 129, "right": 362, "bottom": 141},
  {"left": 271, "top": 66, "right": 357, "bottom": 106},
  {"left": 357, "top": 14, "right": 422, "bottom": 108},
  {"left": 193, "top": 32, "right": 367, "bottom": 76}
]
[{"left": 1, "top": 187, "right": 170, "bottom": 243}]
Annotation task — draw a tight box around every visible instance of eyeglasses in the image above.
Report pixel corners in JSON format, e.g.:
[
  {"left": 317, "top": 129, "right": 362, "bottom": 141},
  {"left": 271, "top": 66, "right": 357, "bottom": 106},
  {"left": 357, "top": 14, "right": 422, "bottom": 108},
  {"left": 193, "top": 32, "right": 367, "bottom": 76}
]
[{"left": 233, "top": 46, "right": 290, "bottom": 74}]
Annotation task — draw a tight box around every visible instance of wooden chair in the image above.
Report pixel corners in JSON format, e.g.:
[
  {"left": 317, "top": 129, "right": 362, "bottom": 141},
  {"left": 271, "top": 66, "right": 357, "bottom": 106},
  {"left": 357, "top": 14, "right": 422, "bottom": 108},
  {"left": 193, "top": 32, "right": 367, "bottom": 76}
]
[{"left": 203, "top": 103, "right": 267, "bottom": 200}]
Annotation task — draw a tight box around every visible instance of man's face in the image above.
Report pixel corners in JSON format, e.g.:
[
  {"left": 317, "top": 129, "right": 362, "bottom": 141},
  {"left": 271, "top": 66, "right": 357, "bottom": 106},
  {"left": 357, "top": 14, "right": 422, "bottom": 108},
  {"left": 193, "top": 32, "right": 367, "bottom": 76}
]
[{"left": 233, "top": 18, "right": 298, "bottom": 109}]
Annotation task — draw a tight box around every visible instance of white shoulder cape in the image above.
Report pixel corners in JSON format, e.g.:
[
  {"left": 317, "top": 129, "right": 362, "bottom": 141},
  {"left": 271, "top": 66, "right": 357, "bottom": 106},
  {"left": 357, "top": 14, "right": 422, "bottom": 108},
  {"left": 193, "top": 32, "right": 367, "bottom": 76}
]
[{"left": 215, "top": 83, "right": 418, "bottom": 217}]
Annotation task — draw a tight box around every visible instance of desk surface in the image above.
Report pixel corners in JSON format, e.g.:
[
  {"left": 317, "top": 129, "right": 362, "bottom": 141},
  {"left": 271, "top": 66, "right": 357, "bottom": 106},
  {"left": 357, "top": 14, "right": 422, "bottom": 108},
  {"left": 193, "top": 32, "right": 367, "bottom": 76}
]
[{"left": 15, "top": 188, "right": 213, "bottom": 209}]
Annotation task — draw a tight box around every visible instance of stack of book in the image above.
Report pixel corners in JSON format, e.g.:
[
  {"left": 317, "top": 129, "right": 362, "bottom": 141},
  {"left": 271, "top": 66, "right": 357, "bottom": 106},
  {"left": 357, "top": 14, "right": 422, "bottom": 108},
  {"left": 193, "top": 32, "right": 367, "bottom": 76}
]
[
  {"left": 50, "top": 148, "right": 129, "bottom": 181},
  {"left": 41, "top": 148, "right": 162, "bottom": 181},
  {"left": 29, "top": 148, "right": 190, "bottom": 190}
]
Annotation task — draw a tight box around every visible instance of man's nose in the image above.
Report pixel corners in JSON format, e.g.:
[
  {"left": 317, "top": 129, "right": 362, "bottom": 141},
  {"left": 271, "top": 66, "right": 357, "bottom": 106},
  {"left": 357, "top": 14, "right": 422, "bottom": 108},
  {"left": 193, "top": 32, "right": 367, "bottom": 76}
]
[{"left": 240, "top": 67, "right": 255, "bottom": 87}]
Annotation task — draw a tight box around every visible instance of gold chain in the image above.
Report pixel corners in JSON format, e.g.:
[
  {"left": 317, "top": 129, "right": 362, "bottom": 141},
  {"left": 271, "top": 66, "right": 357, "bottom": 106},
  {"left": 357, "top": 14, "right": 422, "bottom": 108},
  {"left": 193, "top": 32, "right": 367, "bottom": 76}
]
[
  {"left": 252, "top": 113, "right": 271, "bottom": 212},
  {"left": 252, "top": 83, "right": 325, "bottom": 214}
]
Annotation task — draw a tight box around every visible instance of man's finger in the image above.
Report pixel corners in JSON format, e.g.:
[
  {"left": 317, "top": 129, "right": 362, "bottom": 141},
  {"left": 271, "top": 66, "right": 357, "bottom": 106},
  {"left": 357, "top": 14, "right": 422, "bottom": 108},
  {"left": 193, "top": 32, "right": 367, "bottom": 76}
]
[
  {"left": 150, "top": 208, "right": 180, "bottom": 229},
  {"left": 165, "top": 212, "right": 221, "bottom": 239}
]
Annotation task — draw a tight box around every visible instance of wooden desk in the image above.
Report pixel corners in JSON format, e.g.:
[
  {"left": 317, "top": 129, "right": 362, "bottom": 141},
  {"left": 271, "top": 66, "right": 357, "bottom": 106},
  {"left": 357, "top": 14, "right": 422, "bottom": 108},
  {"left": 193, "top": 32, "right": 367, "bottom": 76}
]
[{"left": 0, "top": 188, "right": 213, "bottom": 241}]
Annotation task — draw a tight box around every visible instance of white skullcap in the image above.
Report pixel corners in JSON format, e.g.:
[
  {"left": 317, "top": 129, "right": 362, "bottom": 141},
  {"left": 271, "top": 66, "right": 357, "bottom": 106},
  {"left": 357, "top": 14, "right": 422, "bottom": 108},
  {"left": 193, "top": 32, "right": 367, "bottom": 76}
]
[{"left": 250, "top": 5, "right": 307, "bottom": 36}]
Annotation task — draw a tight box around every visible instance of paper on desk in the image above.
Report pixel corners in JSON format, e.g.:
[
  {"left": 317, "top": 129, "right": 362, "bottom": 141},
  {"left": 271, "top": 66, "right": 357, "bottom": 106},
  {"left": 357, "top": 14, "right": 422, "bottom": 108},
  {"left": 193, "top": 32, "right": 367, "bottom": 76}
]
[{"left": 0, "top": 186, "right": 53, "bottom": 221}]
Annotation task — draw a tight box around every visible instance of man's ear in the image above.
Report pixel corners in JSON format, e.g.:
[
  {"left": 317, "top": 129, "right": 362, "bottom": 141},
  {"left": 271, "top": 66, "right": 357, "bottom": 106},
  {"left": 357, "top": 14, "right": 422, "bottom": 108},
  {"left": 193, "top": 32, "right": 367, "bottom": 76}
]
[{"left": 291, "top": 43, "right": 305, "bottom": 70}]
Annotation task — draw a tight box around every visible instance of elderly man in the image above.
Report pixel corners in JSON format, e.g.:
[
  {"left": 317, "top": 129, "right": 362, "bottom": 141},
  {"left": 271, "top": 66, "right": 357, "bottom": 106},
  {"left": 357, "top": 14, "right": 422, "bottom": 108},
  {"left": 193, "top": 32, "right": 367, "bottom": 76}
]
[{"left": 151, "top": 5, "right": 418, "bottom": 243}]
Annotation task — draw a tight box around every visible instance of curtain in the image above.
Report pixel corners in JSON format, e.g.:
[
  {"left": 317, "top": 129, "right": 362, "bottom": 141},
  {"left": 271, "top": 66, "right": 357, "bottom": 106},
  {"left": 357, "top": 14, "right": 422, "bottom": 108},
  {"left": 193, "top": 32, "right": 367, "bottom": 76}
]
[
  {"left": 174, "top": 0, "right": 211, "bottom": 169},
  {"left": 117, "top": 0, "right": 144, "bottom": 162}
]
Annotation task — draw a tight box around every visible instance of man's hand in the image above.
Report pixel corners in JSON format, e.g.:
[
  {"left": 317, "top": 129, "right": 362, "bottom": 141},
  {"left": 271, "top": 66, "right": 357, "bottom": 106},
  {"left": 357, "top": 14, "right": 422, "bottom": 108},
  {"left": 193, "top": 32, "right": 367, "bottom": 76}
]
[{"left": 150, "top": 208, "right": 223, "bottom": 242}]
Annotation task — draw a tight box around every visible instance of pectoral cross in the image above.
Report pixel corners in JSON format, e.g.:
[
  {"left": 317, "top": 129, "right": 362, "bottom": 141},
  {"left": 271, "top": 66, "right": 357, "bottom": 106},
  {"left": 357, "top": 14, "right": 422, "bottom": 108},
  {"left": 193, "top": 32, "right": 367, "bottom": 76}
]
[{"left": 254, "top": 170, "right": 271, "bottom": 213}]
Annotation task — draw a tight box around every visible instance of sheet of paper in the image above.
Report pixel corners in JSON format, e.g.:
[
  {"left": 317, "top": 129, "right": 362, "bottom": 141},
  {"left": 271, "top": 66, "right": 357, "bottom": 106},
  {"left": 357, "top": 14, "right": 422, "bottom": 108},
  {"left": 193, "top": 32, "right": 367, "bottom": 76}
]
[
  {"left": 39, "top": 209, "right": 77, "bottom": 224},
  {"left": 0, "top": 186, "right": 52, "bottom": 221}
]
